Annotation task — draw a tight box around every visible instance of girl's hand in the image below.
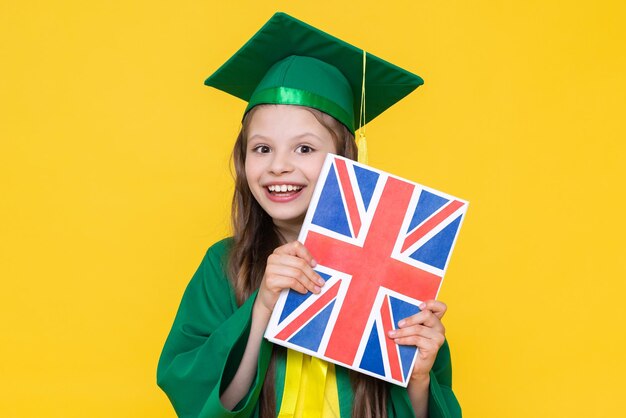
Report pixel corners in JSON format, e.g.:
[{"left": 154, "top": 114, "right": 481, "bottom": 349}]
[
  {"left": 256, "top": 241, "right": 324, "bottom": 316},
  {"left": 388, "top": 300, "right": 447, "bottom": 381}
]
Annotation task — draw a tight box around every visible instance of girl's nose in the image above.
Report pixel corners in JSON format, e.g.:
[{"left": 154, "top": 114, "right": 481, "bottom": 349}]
[{"left": 269, "top": 152, "right": 294, "bottom": 175}]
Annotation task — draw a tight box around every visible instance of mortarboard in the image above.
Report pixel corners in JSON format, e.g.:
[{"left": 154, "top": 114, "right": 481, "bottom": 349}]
[{"left": 204, "top": 12, "right": 424, "bottom": 136}]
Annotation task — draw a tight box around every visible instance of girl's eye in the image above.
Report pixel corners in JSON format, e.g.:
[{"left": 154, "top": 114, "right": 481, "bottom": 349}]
[
  {"left": 296, "top": 145, "right": 314, "bottom": 154},
  {"left": 252, "top": 145, "right": 271, "bottom": 153}
]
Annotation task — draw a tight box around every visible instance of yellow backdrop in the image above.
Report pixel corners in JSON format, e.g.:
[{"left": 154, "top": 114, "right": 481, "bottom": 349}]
[{"left": 1, "top": 1, "right": 625, "bottom": 417}]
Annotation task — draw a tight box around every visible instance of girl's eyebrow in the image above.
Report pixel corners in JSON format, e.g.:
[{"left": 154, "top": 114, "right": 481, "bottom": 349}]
[
  {"left": 247, "top": 134, "right": 269, "bottom": 142},
  {"left": 291, "top": 132, "right": 323, "bottom": 142},
  {"left": 248, "top": 132, "right": 323, "bottom": 142}
]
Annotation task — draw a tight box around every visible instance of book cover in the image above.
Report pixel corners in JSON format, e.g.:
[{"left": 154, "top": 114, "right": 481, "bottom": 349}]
[{"left": 265, "top": 154, "right": 468, "bottom": 386}]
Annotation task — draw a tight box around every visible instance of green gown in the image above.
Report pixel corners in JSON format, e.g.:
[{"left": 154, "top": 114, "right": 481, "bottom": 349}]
[{"left": 157, "top": 238, "right": 462, "bottom": 418}]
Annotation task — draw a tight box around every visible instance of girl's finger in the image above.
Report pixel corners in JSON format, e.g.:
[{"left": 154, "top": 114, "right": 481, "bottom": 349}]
[
  {"left": 266, "top": 266, "right": 321, "bottom": 294},
  {"left": 397, "top": 309, "right": 443, "bottom": 329},
  {"left": 274, "top": 241, "right": 317, "bottom": 267},
  {"left": 267, "top": 275, "right": 309, "bottom": 294},
  {"left": 393, "top": 335, "right": 436, "bottom": 349},
  {"left": 388, "top": 324, "right": 443, "bottom": 340},
  {"left": 418, "top": 300, "right": 447, "bottom": 319},
  {"left": 268, "top": 253, "right": 325, "bottom": 286}
]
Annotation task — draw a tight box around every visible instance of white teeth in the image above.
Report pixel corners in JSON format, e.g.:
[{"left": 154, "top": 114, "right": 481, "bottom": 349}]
[{"left": 267, "top": 184, "right": 303, "bottom": 193}]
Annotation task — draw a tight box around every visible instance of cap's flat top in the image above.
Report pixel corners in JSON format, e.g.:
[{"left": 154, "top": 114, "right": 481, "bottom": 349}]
[{"left": 205, "top": 12, "right": 424, "bottom": 128}]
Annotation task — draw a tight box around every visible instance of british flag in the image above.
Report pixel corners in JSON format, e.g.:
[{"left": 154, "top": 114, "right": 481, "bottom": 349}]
[{"left": 265, "top": 154, "right": 468, "bottom": 386}]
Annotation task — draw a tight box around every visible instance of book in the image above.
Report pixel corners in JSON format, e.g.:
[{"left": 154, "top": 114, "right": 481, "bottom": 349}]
[{"left": 265, "top": 154, "right": 468, "bottom": 386}]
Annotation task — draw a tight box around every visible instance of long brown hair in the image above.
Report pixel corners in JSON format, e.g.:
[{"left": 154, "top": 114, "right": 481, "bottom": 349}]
[{"left": 228, "top": 104, "right": 389, "bottom": 418}]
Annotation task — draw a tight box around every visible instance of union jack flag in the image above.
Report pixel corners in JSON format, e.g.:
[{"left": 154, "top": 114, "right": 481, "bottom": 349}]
[{"left": 265, "top": 154, "right": 468, "bottom": 386}]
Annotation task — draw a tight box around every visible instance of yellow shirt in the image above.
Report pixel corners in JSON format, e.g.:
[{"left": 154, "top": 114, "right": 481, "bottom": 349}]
[{"left": 277, "top": 350, "right": 341, "bottom": 418}]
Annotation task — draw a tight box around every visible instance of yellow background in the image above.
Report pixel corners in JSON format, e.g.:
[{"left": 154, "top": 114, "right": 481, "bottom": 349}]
[{"left": 1, "top": 1, "right": 625, "bottom": 417}]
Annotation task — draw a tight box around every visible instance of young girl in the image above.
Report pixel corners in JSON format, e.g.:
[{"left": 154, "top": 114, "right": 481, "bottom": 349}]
[{"left": 157, "top": 13, "right": 461, "bottom": 418}]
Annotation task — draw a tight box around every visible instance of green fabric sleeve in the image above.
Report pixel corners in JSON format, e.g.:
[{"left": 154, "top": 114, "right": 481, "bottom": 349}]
[
  {"left": 388, "top": 339, "right": 462, "bottom": 418},
  {"left": 156, "top": 239, "right": 272, "bottom": 418},
  {"left": 426, "top": 340, "right": 462, "bottom": 418}
]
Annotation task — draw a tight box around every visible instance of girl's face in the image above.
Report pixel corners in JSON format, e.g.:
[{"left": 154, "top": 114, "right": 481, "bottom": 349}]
[{"left": 245, "top": 105, "right": 338, "bottom": 237}]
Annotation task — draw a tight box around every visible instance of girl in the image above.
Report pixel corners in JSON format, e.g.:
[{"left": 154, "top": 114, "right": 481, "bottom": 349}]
[{"left": 157, "top": 12, "right": 461, "bottom": 418}]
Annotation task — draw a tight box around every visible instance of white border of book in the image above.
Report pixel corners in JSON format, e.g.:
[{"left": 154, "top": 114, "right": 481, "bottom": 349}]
[{"left": 265, "top": 154, "right": 469, "bottom": 386}]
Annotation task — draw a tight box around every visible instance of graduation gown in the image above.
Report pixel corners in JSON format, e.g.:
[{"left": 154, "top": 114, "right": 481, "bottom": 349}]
[{"left": 157, "top": 238, "right": 462, "bottom": 418}]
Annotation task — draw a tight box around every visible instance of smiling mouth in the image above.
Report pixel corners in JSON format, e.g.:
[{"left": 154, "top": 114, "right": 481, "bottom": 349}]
[{"left": 264, "top": 184, "right": 305, "bottom": 202}]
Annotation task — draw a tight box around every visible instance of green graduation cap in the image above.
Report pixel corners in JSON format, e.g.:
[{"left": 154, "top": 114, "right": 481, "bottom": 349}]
[{"left": 204, "top": 12, "right": 424, "bottom": 134}]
